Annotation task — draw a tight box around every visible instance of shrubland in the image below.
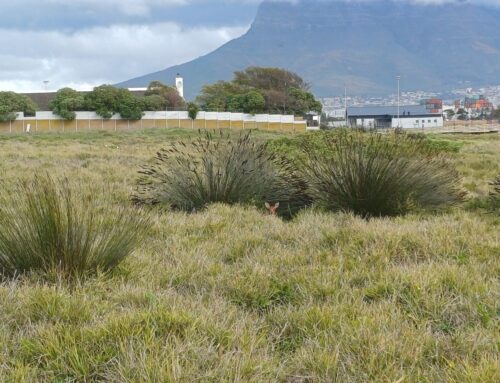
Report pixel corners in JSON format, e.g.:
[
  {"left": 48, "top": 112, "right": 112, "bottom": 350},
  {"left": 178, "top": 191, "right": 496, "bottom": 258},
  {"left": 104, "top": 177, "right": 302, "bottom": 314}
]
[{"left": 0, "top": 128, "right": 498, "bottom": 382}]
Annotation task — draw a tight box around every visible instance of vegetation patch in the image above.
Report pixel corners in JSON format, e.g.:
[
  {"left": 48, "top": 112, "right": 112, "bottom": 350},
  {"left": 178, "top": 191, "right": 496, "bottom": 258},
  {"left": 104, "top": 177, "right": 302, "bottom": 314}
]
[
  {"left": 0, "top": 131, "right": 498, "bottom": 382},
  {"left": 0, "top": 175, "right": 149, "bottom": 279},
  {"left": 133, "top": 130, "right": 311, "bottom": 218},
  {"left": 299, "top": 130, "right": 463, "bottom": 218}
]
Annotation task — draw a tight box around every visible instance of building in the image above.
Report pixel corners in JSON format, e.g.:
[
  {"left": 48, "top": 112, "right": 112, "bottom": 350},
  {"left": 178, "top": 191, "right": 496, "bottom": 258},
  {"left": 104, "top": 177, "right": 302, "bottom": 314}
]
[
  {"left": 347, "top": 105, "right": 443, "bottom": 129},
  {"left": 305, "top": 112, "right": 321, "bottom": 129},
  {"left": 464, "top": 95, "right": 493, "bottom": 118},
  {"left": 175, "top": 74, "right": 184, "bottom": 99},
  {"left": 464, "top": 95, "right": 493, "bottom": 110},
  {"left": 420, "top": 98, "right": 443, "bottom": 114}
]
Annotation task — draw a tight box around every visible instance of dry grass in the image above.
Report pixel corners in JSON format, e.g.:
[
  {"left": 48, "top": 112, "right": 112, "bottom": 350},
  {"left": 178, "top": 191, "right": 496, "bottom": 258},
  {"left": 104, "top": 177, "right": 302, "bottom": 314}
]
[{"left": 0, "top": 129, "right": 498, "bottom": 382}]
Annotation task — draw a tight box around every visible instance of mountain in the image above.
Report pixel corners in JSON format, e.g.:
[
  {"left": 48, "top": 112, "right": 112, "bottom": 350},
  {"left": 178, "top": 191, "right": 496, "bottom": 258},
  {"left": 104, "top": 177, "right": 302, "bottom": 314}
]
[{"left": 117, "top": 0, "right": 500, "bottom": 98}]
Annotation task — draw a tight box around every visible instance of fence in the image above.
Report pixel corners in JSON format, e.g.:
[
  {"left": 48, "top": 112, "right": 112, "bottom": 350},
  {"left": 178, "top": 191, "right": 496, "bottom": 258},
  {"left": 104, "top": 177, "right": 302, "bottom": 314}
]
[
  {"left": 0, "top": 111, "right": 307, "bottom": 134},
  {"left": 444, "top": 120, "right": 499, "bottom": 128}
]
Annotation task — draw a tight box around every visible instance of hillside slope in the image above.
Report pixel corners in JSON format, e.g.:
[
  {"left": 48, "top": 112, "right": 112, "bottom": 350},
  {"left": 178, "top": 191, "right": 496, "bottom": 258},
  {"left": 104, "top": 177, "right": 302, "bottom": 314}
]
[{"left": 118, "top": 0, "right": 500, "bottom": 98}]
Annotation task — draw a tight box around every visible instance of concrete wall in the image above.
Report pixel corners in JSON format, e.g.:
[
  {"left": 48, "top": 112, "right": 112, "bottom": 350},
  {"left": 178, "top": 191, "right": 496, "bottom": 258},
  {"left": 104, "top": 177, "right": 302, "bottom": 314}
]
[
  {"left": 0, "top": 111, "right": 306, "bottom": 134},
  {"left": 391, "top": 116, "right": 443, "bottom": 129}
]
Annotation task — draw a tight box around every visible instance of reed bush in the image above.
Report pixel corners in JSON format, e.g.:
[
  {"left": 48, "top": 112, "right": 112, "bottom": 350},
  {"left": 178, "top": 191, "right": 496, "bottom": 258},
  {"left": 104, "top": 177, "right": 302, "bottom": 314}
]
[
  {"left": 299, "top": 130, "right": 463, "bottom": 218},
  {"left": 489, "top": 175, "right": 500, "bottom": 212},
  {"left": 133, "top": 130, "right": 310, "bottom": 218},
  {"left": 0, "top": 175, "right": 148, "bottom": 279}
]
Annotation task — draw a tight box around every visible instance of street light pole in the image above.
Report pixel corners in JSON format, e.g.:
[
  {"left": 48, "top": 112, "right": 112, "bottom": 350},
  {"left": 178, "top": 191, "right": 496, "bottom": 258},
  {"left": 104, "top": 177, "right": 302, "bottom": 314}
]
[
  {"left": 283, "top": 82, "right": 287, "bottom": 114},
  {"left": 396, "top": 75, "right": 401, "bottom": 128},
  {"left": 344, "top": 85, "right": 348, "bottom": 127}
]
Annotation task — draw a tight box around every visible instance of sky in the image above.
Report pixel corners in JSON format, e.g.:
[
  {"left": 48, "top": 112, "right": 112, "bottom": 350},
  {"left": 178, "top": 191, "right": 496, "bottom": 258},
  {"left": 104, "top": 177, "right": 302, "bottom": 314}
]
[
  {"left": 0, "top": 0, "right": 263, "bottom": 92},
  {"left": 1, "top": 0, "right": 499, "bottom": 92}
]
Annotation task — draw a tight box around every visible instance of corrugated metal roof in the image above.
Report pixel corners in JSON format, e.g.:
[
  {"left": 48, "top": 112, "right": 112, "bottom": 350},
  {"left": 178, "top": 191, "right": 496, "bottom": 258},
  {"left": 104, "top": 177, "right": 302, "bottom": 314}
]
[{"left": 347, "top": 105, "right": 439, "bottom": 117}]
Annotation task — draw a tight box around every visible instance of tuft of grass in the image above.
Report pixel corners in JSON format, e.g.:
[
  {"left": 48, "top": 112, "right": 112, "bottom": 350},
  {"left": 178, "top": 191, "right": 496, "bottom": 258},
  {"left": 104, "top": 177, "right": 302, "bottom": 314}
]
[
  {"left": 299, "top": 130, "right": 463, "bottom": 218},
  {"left": 490, "top": 175, "right": 500, "bottom": 204},
  {"left": 133, "top": 130, "right": 311, "bottom": 218},
  {"left": 0, "top": 175, "right": 149, "bottom": 279}
]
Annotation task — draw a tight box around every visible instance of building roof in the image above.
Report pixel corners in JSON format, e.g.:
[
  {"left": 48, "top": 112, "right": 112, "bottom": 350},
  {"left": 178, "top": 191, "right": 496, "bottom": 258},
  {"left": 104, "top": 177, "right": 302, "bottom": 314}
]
[{"left": 347, "top": 105, "right": 440, "bottom": 118}]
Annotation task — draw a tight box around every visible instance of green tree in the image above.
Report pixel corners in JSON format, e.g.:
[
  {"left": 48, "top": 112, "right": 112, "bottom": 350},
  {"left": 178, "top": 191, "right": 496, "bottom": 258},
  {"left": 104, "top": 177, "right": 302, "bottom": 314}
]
[
  {"left": 241, "top": 91, "right": 266, "bottom": 114},
  {"left": 118, "top": 92, "right": 144, "bottom": 120},
  {"left": 196, "top": 67, "right": 321, "bottom": 116},
  {"left": 49, "top": 88, "right": 85, "bottom": 120},
  {"left": 234, "top": 67, "right": 309, "bottom": 92},
  {"left": 287, "top": 87, "right": 323, "bottom": 114},
  {"left": 0, "top": 92, "right": 37, "bottom": 121},
  {"left": 144, "top": 81, "right": 185, "bottom": 110},
  {"left": 197, "top": 81, "right": 245, "bottom": 111},
  {"left": 85, "top": 85, "right": 144, "bottom": 120},
  {"left": 226, "top": 91, "right": 266, "bottom": 114},
  {"left": 187, "top": 102, "right": 199, "bottom": 120},
  {"left": 84, "top": 85, "right": 122, "bottom": 119},
  {"left": 142, "top": 95, "right": 167, "bottom": 111}
]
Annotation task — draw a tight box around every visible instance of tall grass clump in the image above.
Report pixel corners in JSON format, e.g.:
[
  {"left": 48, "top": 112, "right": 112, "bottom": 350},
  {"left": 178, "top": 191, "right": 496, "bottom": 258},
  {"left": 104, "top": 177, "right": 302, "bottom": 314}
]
[
  {"left": 133, "top": 130, "right": 310, "bottom": 218},
  {"left": 0, "top": 175, "right": 149, "bottom": 279},
  {"left": 299, "top": 130, "right": 463, "bottom": 218},
  {"left": 488, "top": 174, "right": 500, "bottom": 212}
]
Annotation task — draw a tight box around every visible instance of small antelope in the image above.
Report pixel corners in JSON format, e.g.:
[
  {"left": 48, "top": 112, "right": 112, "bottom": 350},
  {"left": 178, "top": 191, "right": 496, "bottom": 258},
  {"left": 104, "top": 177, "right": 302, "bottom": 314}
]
[{"left": 265, "top": 202, "right": 280, "bottom": 216}]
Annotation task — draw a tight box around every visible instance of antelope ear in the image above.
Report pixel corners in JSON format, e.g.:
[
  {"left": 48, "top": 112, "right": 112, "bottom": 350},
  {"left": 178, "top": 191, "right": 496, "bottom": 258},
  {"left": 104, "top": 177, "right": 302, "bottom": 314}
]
[
  {"left": 265, "top": 202, "right": 271, "bottom": 209},
  {"left": 274, "top": 202, "right": 280, "bottom": 208}
]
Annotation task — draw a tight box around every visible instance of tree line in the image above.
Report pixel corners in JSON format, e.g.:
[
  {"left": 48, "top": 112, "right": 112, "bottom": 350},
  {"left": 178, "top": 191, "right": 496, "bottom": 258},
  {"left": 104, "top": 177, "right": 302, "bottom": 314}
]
[{"left": 0, "top": 67, "right": 324, "bottom": 122}]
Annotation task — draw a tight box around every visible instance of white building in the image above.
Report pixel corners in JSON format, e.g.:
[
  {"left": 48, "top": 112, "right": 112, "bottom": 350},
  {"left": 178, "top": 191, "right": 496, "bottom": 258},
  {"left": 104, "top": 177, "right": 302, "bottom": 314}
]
[
  {"left": 347, "top": 105, "right": 443, "bottom": 129},
  {"left": 175, "top": 74, "right": 184, "bottom": 99}
]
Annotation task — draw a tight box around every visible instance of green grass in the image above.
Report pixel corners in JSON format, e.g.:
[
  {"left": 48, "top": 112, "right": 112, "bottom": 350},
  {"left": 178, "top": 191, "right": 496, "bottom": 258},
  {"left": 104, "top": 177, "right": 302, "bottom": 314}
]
[{"left": 0, "top": 129, "right": 498, "bottom": 382}]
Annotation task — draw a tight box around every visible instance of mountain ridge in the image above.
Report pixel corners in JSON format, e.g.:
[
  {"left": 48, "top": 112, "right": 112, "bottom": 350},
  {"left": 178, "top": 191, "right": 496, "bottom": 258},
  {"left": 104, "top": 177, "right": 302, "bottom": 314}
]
[{"left": 117, "top": 0, "right": 500, "bottom": 98}]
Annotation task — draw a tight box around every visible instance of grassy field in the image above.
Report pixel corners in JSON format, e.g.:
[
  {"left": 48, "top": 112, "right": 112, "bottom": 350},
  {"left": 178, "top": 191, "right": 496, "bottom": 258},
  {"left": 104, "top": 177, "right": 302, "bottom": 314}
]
[{"left": 0, "top": 129, "right": 498, "bottom": 382}]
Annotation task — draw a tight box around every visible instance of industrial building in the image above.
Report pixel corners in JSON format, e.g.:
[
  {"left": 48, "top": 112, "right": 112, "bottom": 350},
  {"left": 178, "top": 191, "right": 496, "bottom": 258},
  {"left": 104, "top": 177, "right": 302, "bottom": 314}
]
[{"left": 346, "top": 105, "right": 443, "bottom": 129}]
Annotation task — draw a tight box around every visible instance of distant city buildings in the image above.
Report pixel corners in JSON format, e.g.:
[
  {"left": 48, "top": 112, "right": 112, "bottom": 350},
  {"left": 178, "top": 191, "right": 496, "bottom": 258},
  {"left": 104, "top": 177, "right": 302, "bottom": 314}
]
[{"left": 321, "top": 85, "right": 499, "bottom": 124}]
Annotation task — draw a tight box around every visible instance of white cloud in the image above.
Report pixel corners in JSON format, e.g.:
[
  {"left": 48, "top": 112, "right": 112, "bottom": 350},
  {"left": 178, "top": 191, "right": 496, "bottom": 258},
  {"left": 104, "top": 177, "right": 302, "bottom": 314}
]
[
  {"left": 9, "top": 0, "right": 190, "bottom": 17},
  {"left": 0, "top": 22, "right": 249, "bottom": 92}
]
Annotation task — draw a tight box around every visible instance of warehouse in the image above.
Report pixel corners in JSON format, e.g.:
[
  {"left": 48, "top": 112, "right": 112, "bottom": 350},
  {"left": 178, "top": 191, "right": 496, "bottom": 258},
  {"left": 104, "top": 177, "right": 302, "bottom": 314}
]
[{"left": 347, "top": 105, "right": 443, "bottom": 129}]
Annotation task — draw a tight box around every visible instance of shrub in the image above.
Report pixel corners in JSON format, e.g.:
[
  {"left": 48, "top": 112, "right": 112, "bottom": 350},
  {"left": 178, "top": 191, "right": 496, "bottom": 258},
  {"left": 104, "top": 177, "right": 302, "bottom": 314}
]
[
  {"left": 299, "top": 130, "right": 463, "bottom": 218},
  {"left": 0, "top": 175, "right": 149, "bottom": 279},
  {"left": 49, "top": 88, "right": 85, "bottom": 121},
  {"left": 488, "top": 175, "right": 500, "bottom": 212},
  {"left": 133, "top": 130, "right": 310, "bottom": 218},
  {"left": 0, "top": 91, "right": 38, "bottom": 121},
  {"left": 187, "top": 102, "right": 199, "bottom": 120}
]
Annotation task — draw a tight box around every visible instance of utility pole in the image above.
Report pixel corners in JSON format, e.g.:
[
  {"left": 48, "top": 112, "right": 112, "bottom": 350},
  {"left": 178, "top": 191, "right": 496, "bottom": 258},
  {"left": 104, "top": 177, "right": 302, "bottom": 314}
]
[
  {"left": 344, "top": 85, "right": 348, "bottom": 127},
  {"left": 396, "top": 75, "right": 401, "bottom": 128},
  {"left": 283, "top": 82, "right": 287, "bottom": 114}
]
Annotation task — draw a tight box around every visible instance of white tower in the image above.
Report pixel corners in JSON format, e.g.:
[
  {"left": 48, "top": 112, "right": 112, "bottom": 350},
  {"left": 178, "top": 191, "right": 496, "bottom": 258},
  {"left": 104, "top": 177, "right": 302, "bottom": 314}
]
[{"left": 175, "top": 74, "right": 184, "bottom": 99}]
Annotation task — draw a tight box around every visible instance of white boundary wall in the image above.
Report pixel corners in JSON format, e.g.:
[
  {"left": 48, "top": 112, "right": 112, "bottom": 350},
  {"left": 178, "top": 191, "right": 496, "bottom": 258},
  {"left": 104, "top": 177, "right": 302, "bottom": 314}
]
[{"left": 13, "top": 111, "right": 304, "bottom": 125}]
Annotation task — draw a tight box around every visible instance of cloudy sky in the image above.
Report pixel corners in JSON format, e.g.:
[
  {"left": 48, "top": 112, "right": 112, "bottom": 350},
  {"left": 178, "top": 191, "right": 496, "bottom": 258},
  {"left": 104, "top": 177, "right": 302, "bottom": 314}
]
[
  {"left": 1, "top": 0, "right": 499, "bottom": 92},
  {"left": 0, "top": 0, "right": 264, "bottom": 92}
]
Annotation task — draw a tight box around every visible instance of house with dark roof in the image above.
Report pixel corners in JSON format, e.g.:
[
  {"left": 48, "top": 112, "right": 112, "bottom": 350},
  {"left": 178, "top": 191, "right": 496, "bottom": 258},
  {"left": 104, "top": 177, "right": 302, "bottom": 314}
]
[{"left": 347, "top": 105, "right": 443, "bottom": 129}]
